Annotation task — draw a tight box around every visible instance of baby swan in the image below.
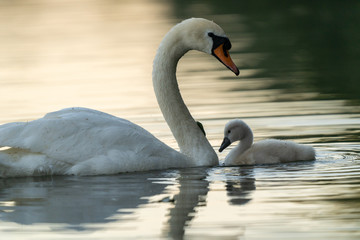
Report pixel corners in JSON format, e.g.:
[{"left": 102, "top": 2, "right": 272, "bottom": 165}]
[{"left": 219, "top": 119, "right": 316, "bottom": 166}]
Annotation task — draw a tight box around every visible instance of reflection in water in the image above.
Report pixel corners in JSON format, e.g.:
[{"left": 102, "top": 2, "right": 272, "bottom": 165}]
[
  {"left": 0, "top": 169, "right": 211, "bottom": 239},
  {"left": 225, "top": 167, "right": 255, "bottom": 205},
  {"left": 164, "top": 168, "right": 209, "bottom": 239},
  {"left": 0, "top": 0, "right": 359, "bottom": 239},
  {"left": 0, "top": 173, "right": 167, "bottom": 229}
]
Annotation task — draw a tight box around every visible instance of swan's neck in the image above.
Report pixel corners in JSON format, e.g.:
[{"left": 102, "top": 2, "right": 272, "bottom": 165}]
[
  {"left": 152, "top": 31, "right": 218, "bottom": 166},
  {"left": 226, "top": 127, "right": 253, "bottom": 163},
  {"left": 236, "top": 134, "right": 253, "bottom": 155}
]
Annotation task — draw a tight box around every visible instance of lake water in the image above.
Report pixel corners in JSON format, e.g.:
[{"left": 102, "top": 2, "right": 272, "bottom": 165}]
[{"left": 0, "top": 0, "right": 359, "bottom": 239}]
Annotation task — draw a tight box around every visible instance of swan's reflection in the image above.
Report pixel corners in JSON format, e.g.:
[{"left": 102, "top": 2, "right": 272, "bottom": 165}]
[
  {"left": 163, "top": 166, "right": 256, "bottom": 239},
  {"left": 225, "top": 167, "right": 256, "bottom": 205},
  {"left": 0, "top": 168, "right": 210, "bottom": 238},
  {"left": 0, "top": 168, "right": 215, "bottom": 238},
  {"left": 0, "top": 172, "right": 169, "bottom": 229},
  {"left": 164, "top": 167, "right": 210, "bottom": 239}
]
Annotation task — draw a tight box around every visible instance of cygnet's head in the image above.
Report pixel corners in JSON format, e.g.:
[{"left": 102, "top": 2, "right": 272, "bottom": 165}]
[
  {"left": 219, "top": 119, "right": 251, "bottom": 152},
  {"left": 164, "top": 18, "right": 239, "bottom": 75}
]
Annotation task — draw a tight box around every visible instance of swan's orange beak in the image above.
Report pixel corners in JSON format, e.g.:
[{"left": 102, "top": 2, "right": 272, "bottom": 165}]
[{"left": 213, "top": 43, "right": 239, "bottom": 76}]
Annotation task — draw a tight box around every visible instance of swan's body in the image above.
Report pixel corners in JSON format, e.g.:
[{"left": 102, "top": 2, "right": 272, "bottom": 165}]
[
  {"left": 219, "top": 119, "right": 316, "bottom": 165},
  {"left": 0, "top": 108, "right": 192, "bottom": 176},
  {"left": 0, "top": 18, "right": 239, "bottom": 177}
]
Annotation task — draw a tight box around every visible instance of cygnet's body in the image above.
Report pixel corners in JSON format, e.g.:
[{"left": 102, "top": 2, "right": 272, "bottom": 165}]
[{"left": 219, "top": 119, "right": 316, "bottom": 166}]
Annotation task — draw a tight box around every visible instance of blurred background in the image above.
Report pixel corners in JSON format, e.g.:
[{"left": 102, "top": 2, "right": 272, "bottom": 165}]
[{"left": 1, "top": 1, "right": 359, "bottom": 115}]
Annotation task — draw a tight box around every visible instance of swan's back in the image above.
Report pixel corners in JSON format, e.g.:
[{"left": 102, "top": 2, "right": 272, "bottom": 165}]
[
  {"left": 0, "top": 108, "right": 189, "bottom": 177},
  {"left": 236, "top": 139, "right": 315, "bottom": 165},
  {"left": 0, "top": 108, "right": 151, "bottom": 162}
]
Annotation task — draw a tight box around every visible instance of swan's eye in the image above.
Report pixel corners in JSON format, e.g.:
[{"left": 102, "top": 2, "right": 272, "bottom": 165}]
[
  {"left": 208, "top": 33, "right": 232, "bottom": 57},
  {"left": 223, "top": 39, "right": 232, "bottom": 50},
  {"left": 227, "top": 130, "right": 231, "bottom": 134}
]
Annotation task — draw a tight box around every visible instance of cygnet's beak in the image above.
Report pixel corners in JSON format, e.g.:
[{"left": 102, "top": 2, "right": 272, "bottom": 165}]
[
  {"left": 213, "top": 43, "right": 239, "bottom": 76},
  {"left": 219, "top": 137, "right": 231, "bottom": 152}
]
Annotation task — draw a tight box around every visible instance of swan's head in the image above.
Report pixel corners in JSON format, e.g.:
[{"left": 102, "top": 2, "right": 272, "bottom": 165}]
[
  {"left": 166, "top": 18, "right": 239, "bottom": 75},
  {"left": 219, "top": 119, "right": 251, "bottom": 152}
]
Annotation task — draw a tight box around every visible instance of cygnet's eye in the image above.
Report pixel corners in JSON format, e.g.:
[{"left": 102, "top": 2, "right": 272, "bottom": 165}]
[{"left": 227, "top": 130, "right": 231, "bottom": 134}]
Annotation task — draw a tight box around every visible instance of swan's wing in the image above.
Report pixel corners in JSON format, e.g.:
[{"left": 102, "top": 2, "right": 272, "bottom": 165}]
[
  {"left": 43, "top": 107, "right": 122, "bottom": 121},
  {"left": 251, "top": 139, "right": 315, "bottom": 163},
  {"left": 0, "top": 108, "right": 157, "bottom": 165}
]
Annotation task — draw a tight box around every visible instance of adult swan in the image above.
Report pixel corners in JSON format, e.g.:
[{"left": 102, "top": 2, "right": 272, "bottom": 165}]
[{"left": 0, "top": 18, "right": 239, "bottom": 177}]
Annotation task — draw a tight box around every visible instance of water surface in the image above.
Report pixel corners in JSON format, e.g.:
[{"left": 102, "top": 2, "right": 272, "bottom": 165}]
[{"left": 0, "top": 0, "right": 359, "bottom": 239}]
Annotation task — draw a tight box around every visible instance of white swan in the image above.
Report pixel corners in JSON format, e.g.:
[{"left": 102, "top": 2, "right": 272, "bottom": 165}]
[
  {"left": 0, "top": 18, "right": 239, "bottom": 177},
  {"left": 219, "top": 119, "right": 316, "bottom": 165}
]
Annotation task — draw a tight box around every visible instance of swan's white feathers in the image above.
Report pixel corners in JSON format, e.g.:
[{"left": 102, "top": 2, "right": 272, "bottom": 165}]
[
  {"left": 233, "top": 139, "right": 316, "bottom": 165},
  {"left": 222, "top": 119, "right": 316, "bottom": 166},
  {"left": 156, "top": 18, "right": 226, "bottom": 60},
  {"left": 0, "top": 108, "right": 189, "bottom": 176},
  {"left": 173, "top": 18, "right": 226, "bottom": 54},
  {"left": 152, "top": 18, "right": 221, "bottom": 167}
]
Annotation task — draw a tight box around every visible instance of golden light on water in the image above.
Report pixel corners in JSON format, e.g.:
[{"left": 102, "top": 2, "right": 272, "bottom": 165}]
[{"left": 0, "top": 0, "right": 172, "bottom": 122}]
